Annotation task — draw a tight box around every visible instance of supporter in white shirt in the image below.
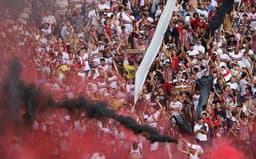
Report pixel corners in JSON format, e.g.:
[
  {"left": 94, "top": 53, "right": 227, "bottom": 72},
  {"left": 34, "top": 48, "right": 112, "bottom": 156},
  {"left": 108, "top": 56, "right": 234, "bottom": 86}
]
[
  {"left": 213, "top": 36, "right": 225, "bottom": 48},
  {"left": 126, "top": 79, "right": 135, "bottom": 96},
  {"left": 97, "top": 0, "right": 110, "bottom": 11},
  {"left": 196, "top": 7, "right": 208, "bottom": 19},
  {"left": 169, "top": 96, "right": 183, "bottom": 116},
  {"left": 144, "top": 107, "right": 161, "bottom": 128},
  {"left": 88, "top": 7, "right": 97, "bottom": 18},
  {"left": 108, "top": 71, "right": 119, "bottom": 89},
  {"left": 104, "top": 56, "right": 113, "bottom": 65},
  {"left": 41, "top": 23, "right": 52, "bottom": 35},
  {"left": 41, "top": 11, "right": 56, "bottom": 25},
  {"left": 155, "top": 2, "right": 164, "bottom": 18},
  {"left": 61, "top": 21, "right": 74, "bottom": 39},
  {"left": 240, "top": 47, "right": 254, "bottom": 55},
  {"left": 251, "top": 76, "right": 256, "bottom": 95},
  {"left": 248, "top": 10, "right": 256, "bottom": 30},
  {"left": 239, "top": 73, "right": 249, "bottom": 97},
  {"left": 233, "top": 27, "right": 241, "bottom": 42},
  {"left": 119, "top": 9, "right": 135, "bottom": 33},
  {"left": 77, "top": 48, "right": 91, "bottom": 71},
  {"left": 99, "top": 59, "right": 110, "bottom": 71},
  {"left": 130, "top": 142, "right": 143, "bottom": 159},
  {"left": 219, "top": 53, "right": 232, "bottom": 62},
  {"left": 77, "top": 66, "right": 87, "bottom": 79},
  {"left": 194, "top": 118, "right": 209, "bottom": 142},
  {"left": 115, "top": 90, "right": 127, "bottom": 103},
  {"left": 227, "top": 77, "right": 240, "bottom": 91},
  {"left": 18, "top": 10, "right": 30, "bottom": 25},
  {"left": 96, "top": 76, "right": 107, "bottom": 94},
  {"left": 229, "top": 48, "right": 244, "bottom": 60},
  {"left": 194, "top": 39, "right": 205, "bottom": 54},
  {"left": 89, "top": 43, "right": 99, "bottom": 56},
  {"left": 58, "top": 46, "right": 69, "bottom": 64},
  {"left": 179, "top": 137, "right": 204, "bottom": 159},
  {"left": 187, "top": 44, "right": 199, "bottom": 57},
  {"left": 193, "top": 92, "right": 200, "bottom": 112},
  {"left": 230, "top": 64, "right": 242, "bottom": 79},
  {"left": 38, "top": 37, "right": 48, "bottom": 47},
  {"left": 55, "top": 0, "right": 69, "bottom": 15}
]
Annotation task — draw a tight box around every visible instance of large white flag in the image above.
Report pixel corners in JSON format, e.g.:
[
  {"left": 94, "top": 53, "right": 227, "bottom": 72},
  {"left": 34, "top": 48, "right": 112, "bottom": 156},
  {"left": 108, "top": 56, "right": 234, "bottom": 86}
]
[{"left": 134, "top": 0, "right": 177, "bottom": 104}]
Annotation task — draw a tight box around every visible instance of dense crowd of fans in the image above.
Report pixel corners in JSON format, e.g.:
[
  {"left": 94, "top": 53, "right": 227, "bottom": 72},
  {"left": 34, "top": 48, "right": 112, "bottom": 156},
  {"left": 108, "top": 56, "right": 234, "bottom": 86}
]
[{"left": 1, "top": 0, "right": 256, "bottom": 158}]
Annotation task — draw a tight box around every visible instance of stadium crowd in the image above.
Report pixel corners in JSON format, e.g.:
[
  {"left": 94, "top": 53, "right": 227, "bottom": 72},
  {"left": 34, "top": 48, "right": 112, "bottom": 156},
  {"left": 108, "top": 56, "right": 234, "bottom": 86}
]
[{"left": 0, "top": 0, "right": 256, "bottom": 159}]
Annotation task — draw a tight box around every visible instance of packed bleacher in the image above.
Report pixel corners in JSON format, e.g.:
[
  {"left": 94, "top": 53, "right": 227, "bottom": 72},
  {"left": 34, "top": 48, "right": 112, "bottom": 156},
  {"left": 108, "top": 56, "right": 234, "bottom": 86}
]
[{"left": 0, "top": 0, "right": 256, "bottom": 159}]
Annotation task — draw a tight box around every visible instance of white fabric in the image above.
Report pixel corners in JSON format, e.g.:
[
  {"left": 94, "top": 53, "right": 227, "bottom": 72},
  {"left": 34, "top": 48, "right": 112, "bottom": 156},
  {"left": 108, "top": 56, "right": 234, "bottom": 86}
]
[
  {"left": 109, "top": 76, "right": 118, "bottom": 89},
  {"left": 90, "top": 152, "right": 105, "bottom": 159},
  {"left": 134, "top": 0, "right": 177, "bottom": 104},
  {"left": 239, "top": 79, "right": 248, "bottom": 96},
  {"left": 126, "top": 84, "right": 135, "bottom": 96},
  {"left": 187, "top": 49, "right": 199, "bottom": 56},
  {"left": 227, "top": 82, "right": 239, "bottom": 90},
  {"left": 98, "top": 3, "right": 110, "bottom": 11},
  {"left": 229, "top": 51, "right": 243, "bottom": 60},
  {"left": 42, "top": 15, "right": 56, "bottom": 25},
  {"left": 187, "top": 143, "right": 204, "bottom": 159},
  {"left": 194, "top": 123, "right": 208, "bottom": 141},
  {"left": 194, "top": 44, "right": 205, "bottom": 54},
  {"left": 56, "top": 0, "right": 69, "bottom": 15}
]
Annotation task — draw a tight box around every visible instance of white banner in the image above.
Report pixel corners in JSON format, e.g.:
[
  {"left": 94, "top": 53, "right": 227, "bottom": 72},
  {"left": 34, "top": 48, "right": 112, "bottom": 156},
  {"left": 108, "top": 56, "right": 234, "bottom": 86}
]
[{"left": 134, "top": 0, "right": 177, "bottom": 104}]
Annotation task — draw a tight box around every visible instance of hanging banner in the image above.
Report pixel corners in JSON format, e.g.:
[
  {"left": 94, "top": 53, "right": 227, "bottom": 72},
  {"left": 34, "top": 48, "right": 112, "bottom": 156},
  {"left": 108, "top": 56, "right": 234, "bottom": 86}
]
[{"left": 134, "top": 0, "right": 177, "bottom": 104}]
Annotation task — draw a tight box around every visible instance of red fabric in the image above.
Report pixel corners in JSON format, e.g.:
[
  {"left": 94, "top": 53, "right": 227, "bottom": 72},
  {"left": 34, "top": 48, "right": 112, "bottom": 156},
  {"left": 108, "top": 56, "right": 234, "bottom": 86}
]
[
  {"left": 213, "top": 120, "right": 221, "bottom": 137},
  {"left": 209, "top": 11, "right": 215, "bottom": 19},
  {"left": 190, "top": 18, "right": 200, "bottom": 31},
  {"left": 171, "top": 55, "right": 179, "bottom": 71},
  {"left": 198, "top": 20, "right": 207, "bottom": 30},
  {"left": 70, "top": 63, "right": 80, "bottom": 72},
  {"left": 175, "top": 25, "right": 183, "bottom": 34},
  {"left": 204, "top": 118, "right": 211, "bottom": 128},
  {"left": 161, "top": 83, "right": 173, "bottom": 93},
  {"left": 217, "top": 0, "right": 223, "bottom": 4},
  {"left": 223, "top": 69, "right": 230, "bottom": 77},
  {"left": 244, "top": 0, "right": 253, "bottom": 4},
  {"left": 104, "top": 25, "right": 112, "bottom": 38},
  {"left": 204, "top": 111, "right": 216, "bottom": 128}
]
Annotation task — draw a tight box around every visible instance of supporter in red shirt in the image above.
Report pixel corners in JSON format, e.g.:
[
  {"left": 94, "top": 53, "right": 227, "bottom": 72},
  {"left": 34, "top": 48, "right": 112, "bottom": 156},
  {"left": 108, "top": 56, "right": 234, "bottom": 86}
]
[
  {"left": 171, "top": 50, "right": 180, "bottom": 72},
  {"left": 190, "top": 12, "right": 200, "bottom": 31},
  {"left": 198, "top": 15, "right": 207, "bottom": 31},
  {"left": 175, "top": 20, "right": 184, "bottom": 35},
  {"left": 69, "top": 60, "right": 80, "bottom": 73},
  {"left": 104, "top": 18, "right": 112, "bottom": 38}
]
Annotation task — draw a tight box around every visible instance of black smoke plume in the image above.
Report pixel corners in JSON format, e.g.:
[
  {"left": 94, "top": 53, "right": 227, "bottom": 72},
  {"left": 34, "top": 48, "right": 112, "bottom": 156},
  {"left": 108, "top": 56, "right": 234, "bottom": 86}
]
[
  {"left": 1, "top": 59, "right": 177, "bottom": 144},
  {"left": 209, "top": 0, "right": 234, "bottom": 35}
]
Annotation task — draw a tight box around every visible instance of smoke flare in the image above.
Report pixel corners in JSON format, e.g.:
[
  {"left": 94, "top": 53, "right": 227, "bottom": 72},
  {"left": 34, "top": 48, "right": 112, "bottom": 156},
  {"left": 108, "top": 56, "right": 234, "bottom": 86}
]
[{"left": 3, "top": 59, "right": 177, "bottom": 144}]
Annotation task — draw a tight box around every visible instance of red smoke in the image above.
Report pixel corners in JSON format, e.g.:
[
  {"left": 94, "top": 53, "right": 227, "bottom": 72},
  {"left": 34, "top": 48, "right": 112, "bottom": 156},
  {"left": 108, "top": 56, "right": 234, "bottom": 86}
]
[
  {"left": 0, "top": 18, "right": 254, "bottom": 159},
  {"left": 1, "top": 58, "right": 254, "bottom": 159},
  {"left": 207, "top": 139, "right": 245, "bottom": 159}
]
